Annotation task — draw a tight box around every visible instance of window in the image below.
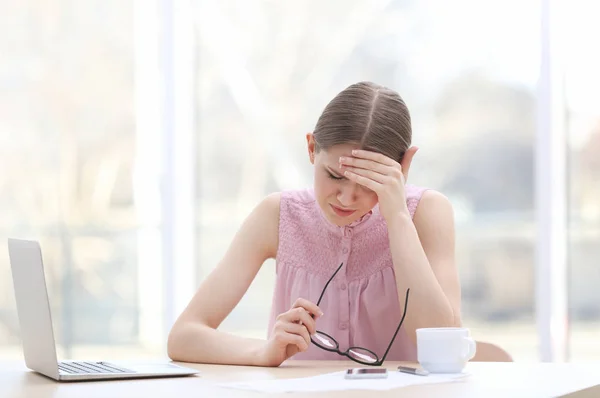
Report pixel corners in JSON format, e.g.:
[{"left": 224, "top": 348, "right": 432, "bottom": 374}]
[
  {"left": 0, "top": 1, "right": 163, "bottom": 360},
  {"left": 565, "top": 0, "right": 600, "bottom": 362}
]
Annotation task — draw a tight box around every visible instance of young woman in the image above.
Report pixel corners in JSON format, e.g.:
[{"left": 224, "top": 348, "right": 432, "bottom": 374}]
[{"left": 167, "top": 81, "right": 462, "bottom": 367}]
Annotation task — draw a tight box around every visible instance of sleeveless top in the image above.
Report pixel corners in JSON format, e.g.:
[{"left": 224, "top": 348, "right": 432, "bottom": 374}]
[{"left": 267, "top": 184, "right": 428, "bottom": 361}]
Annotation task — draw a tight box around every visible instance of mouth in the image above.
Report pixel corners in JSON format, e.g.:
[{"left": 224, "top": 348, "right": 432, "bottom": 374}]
[{"left": 330, "top": 204, "right": 356, "bottom": 217}]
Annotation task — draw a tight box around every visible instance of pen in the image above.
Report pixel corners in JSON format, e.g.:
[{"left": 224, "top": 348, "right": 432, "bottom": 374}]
[{"left": 397, "top": 365, "right": 429, "bottom": 376}]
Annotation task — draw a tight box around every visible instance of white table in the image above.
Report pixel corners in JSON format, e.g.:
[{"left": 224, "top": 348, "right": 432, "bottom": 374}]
[{"left": 1, "top": 360, "right": 599, "bottom": 397}]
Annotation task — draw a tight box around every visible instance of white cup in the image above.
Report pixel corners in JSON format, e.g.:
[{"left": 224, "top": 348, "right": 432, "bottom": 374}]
[{"left": 416, "top": 327, "right": 476, "bottom": 373}]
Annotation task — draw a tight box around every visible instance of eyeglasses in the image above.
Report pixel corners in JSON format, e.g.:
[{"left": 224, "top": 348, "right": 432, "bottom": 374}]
[{"left": 310, "top": 262, "right": 410, "bottom": 366}]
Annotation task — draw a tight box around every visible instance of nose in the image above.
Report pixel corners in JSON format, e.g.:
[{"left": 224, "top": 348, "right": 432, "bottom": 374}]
[{"left": 337, "top": 183, "right": 358, "bottom": 207}]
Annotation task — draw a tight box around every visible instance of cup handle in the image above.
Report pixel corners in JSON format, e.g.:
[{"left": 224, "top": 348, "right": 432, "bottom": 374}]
[{"left": 462, "top": 337, "right": 476, "bottom": 361}]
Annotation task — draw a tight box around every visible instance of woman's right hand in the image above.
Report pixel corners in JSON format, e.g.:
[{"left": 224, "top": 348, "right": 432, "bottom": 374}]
[{"left": 258, "top": 298, "right": 323, "bottom": 367}]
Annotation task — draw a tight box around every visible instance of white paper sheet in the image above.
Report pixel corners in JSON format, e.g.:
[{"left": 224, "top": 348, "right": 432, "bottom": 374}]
[{"left": 219, "top": 370, "right": 468, "bottom": 393}]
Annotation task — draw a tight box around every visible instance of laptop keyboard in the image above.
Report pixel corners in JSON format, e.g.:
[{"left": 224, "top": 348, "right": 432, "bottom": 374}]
[{"left": 58, "top": 361, "right": 134, "bottom": 374}]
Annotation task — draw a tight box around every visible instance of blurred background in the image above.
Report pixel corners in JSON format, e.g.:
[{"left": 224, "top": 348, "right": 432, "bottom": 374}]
[{"left": 1, "top": 0, "right": 599, "bottom": 362}]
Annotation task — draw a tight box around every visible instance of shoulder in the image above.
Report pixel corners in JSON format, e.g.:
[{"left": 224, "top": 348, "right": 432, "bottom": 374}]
[
  {"left": 248, "top": 191, "right": 281, "bottom": 223},
  {"left": 280, "top": 188, "right": 316, "bottom": 205},
  {"left": 418, "top": 189, "right": 453, "bottom": 210},
  {"left": 260, "top": 191, "right": 281, "bottom": 213},
  {"left": 239, "top": 192, "right": 281, "bottom": 259},
  {"left": 278, "top": 189, "right": 318, "bottom": 218},
  {"left": 412, "top": 189, "right": 455, "bottom": 233},
  {"left": 252, "top": 188, "right": 316, "bottom": 230},
  {"left": 256, "top": 189, "right": 317, "bottom": 223},
  {"left": 256, "top": 189, "right": 317, "bottom": 259}
]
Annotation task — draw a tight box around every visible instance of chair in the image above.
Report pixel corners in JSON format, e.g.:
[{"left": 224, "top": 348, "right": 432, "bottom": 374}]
[{"left": 471, "top": 341, "right": 513, "bottom": 362}]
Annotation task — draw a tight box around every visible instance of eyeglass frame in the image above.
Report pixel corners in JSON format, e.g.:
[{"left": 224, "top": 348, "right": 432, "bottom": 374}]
[{"left": 309, "top": 262, "right": 410, "bottom": 366}]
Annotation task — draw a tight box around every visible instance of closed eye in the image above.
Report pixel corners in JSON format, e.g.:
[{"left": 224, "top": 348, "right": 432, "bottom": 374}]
[{"left": 327, "top": 171, "right": 344, "bottom": 180}]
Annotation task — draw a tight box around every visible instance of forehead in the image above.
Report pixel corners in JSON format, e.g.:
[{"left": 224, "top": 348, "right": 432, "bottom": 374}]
[{"left": 318, "top": 144, "right": 361, "bottom": 163}]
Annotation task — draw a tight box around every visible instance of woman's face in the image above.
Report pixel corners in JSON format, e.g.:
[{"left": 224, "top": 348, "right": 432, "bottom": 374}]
[{"left": 306, "top": 134, "right": 378, "bottom": 226}]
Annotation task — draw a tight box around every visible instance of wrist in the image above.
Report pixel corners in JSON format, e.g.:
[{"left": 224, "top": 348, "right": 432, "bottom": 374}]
[
  {"left": 250, "top": 340, "right": 269, "bottom": 367},
  {"left": 386, "top": 210, "right": 414, "bottom": 234},
  {"left": 386, "top": 208, "right": 412, "bottom": 225}
]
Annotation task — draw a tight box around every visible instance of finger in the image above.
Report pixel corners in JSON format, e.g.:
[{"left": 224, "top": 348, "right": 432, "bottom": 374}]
[
  {"left": 350, "top": 149, "right": 396, "bottom": 166},
  {"left": 297, "top": 309, "right": 317, "bottom": 335},
  {"left": 342, "top": 166, "right": 391, "bottom": 184},
  {"left": 284, "top": 307, "right": 317, "bottom": 335},
  {"left": 275, "top": 331, "right": 309, "bottom": 352},
  {"left": 292, "top": 298, "right": 323, "bottom": 318},
  {"left": 400, "top": 146, "right": 418, "bottom": 180},
  {"left": 282, "top": 322, "right": 311, "bottom": 346},
  {"left": 344, "top": 170, "right": 381, "bottom": 192},
  {"left": 290, "top": 334, "right": 309, "bottom": 352},
  {"left": 296, "top": 308, "right": 318, "bottom": 335},
  {"left": 338, "top": 156, "right": 394, "bottom": 176}
]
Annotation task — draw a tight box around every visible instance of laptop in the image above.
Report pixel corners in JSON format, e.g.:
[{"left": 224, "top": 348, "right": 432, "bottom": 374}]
[{"left": 7, "top": 238, "right": 199, "bottom": 381}]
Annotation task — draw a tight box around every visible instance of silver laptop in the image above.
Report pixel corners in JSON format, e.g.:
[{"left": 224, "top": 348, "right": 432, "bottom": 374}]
[{"left": 7, "top": 238, "right": 199, "bottom": 381}]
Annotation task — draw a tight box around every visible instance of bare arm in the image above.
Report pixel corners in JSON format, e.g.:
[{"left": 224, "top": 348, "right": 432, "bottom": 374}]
[
  {"left": 337, "top": 149, "right": 461, "bottom": 345},
  {"left": 167, "top": 192, "right": 280, "bottom": 365},
  {"left": 388, "top": 190, "right": 462, "bottom": 344}
]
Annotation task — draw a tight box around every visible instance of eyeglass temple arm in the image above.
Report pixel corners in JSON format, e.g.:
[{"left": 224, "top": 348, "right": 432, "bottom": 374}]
[
  {"left": 379, "top": 288, "right": 410, "bottom": 363},
  {"left": 315, "top": 262, "right": 344, "bottom": 307}
]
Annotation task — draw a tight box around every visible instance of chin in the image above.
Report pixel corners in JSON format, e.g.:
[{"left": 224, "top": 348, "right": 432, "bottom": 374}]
[{"left": 328, "top": 217, "right": 349, "bottom": 227}]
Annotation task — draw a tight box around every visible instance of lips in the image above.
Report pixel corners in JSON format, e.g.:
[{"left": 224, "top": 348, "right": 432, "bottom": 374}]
[{"left": 330, "top": 204, "right": 356, "bottom": 217}]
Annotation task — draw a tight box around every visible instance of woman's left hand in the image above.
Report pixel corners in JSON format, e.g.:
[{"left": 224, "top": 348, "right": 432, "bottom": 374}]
[{"left": 339, "top": 147, "right": 418, "bottom": 223}]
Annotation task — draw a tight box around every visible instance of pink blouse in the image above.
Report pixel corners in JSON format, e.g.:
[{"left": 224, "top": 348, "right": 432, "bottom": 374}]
[{"left": 268, "top": 185, "right": 428, "bottom": 361}]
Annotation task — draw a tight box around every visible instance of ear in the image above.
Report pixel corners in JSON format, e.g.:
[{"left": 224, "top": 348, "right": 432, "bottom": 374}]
[
  {"left": 306, "top": 133, "right": 316, "bottom": 164},
  {"left": 401, "top": 146, "right": 419, "bottom": 181}
]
